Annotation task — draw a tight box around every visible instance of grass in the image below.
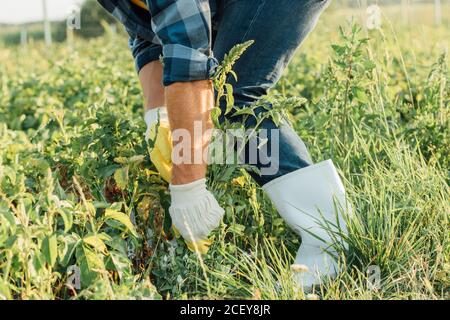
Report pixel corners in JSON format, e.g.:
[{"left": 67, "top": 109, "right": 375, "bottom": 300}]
[{"left": 0, "top": 5, "right": 448, "bottom": 300}]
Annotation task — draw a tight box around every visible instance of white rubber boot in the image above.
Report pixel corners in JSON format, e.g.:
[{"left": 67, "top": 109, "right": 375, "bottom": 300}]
[{"left": 262, "top": 160, "right": 350, "bottom": 288}]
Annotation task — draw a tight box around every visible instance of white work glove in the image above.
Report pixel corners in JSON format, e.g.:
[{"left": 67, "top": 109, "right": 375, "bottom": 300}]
[{"left": 169, "top": 178, "right": 224, "bottom": 254}]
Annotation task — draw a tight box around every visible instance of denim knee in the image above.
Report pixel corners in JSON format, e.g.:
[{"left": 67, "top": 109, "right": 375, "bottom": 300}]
[
  {"left": 218, "top": 93, "right": 313, "bottom": 186},
  {"left": 243, "top": 118, "right": 313, "bottom": 186}
]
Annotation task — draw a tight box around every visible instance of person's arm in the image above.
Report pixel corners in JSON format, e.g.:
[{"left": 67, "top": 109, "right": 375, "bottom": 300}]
[
  {"left": 146, "top": 0, "right": 217, "bottom": 185},
  {"left": 102, "top": 0, "right": 222, "bottom": 252},
  {"left": 147, "top": 0, "right": 223, "bottom": 253}
]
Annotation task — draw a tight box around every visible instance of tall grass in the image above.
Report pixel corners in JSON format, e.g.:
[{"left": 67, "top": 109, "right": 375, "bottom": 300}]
[{"left": 0, "top": 6, "right": 448, "bottom": 299}]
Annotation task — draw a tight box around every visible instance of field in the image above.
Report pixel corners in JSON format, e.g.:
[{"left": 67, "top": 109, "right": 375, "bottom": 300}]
[{"left": 0, "top": 4, "right": 449, "bottom": 300}]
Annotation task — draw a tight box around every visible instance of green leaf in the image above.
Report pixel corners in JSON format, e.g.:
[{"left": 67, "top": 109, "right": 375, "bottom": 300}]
[
  {"left": 57, "top": 208, "right": 73, "bottom": 232},
  {"left": 75, "top": 245, "right": 104, "bottom": 287},
  {"left": 0, "top": 280, "right": 11, "bottom": 300},
  {"left": 225, "top": 84, "right": 235, "bottom": 115},
  {"left": 229, "top": 70, "right": 238, "bottom": 82},
  {"left": 0, "top": 203, "right": 16, "bottom": 229},
  {"left": 232, "top": 107, "right": 255, "bottom": 117},
  {"left": 331, "top": 44, "right": 346, "bottom": 56},
  {"left": 59, "top": 234, "right": 81, "bottom": 267},
  {"left": 98, "top": 164, "right": 121, "bottom": 178},
  {"left": 269, "top": 110, "right": 282, "bottom": 126},
  {"left": 363, "top": 60, "right": 376, "bottom": 71},
  {"left": 1, "top": 166, "right": 16, "bottom": 185},
  {"left": 128, "top": 155, "right": 145, "bottom": 165},
  {"left": 109, "top": 251, "right": 132, "bottom": 280},
  {"left": 114, "top": 157, "right": 128, "bottom": 164},
  {"left": 228, "top": 223, "right": 246, "bottom": 236},
  {"left": 211, "top": 107, "right": 222, "bottom": 128},
  {"left": 105, "top": 209, "right": 138, "bottom": 237},
  {"left": 353, "top": 87, "right": 370, "bottom": 104},
  {"left": 41, "top": 234, "right": 58, "bottom": 267},
  {"left": 83, "top": 234, "right": 108, "bottom": 253},
  {"left": 114, "top": 166, "right": 129, "bottom": 190},
  {"left": 31, "top": 251, "right": 46, "bottom": 275}
]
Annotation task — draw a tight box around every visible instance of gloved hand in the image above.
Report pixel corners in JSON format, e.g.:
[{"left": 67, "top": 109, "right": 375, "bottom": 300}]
[
  {"left": 145, "top": 107, "right": 172, "bottom": 182},
  {"left": 169, "top": 179, "right": 224, "bottom": 254}
]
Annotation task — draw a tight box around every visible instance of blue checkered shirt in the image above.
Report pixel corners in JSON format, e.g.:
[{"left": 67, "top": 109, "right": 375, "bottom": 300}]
[{"left": 98, "top": 0, "right": 218, "bottom": 85}]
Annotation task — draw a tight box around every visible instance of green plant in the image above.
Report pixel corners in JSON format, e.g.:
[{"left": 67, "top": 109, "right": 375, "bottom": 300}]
[{"left": 0, "top": 5, "right": 448, "bottom": 300}]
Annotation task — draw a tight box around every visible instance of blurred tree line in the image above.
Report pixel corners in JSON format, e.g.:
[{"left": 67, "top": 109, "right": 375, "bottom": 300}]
[
  {"left": 0, "top": 0, "right": 445, "bottom": 46},
  {"left": 0, "top": 0, "right": 122, "bottom": 46}
]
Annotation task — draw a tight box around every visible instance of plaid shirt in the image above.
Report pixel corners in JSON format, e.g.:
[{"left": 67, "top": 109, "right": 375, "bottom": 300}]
[{"left": 98, "top": 0, "right": 218, "bottom": 85}]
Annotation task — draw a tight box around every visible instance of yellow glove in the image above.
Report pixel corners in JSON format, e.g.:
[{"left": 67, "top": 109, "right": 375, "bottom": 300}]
[
  {"left": 173, "top": 226, "right": 213, "bottom": 255},
  {"left": 145, "top": 108, "right": 173, "bottom": 182},
  {"left": 186, "top": 240, "right": 212, "bottom": 255},
  {"left": 172, "top": 225, "right": 212, "bottom": 255}
]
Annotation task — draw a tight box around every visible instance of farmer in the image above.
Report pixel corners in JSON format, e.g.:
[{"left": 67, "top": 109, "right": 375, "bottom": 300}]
[{"left": 98, "top": 0, "right": 350, "bottom": 287}]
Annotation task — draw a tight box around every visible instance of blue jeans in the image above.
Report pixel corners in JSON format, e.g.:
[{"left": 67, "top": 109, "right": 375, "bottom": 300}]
[
  {"left": 124, "top": 0, "right": 331, "bottom": 185},
  {"left": 211, "top": 0, "right": 330, "bottom": 185}
]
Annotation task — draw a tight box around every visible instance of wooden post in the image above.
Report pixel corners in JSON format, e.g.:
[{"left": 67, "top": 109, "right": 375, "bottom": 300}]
[
  {"left": 66, "top": 4, "right": 81, "bottom": 49},
  {"left": 20, "top": 26, "right": 28, "bottom": 47},
  {"left": 66, "top": 27, "right": 74, "bottom": 49},
  {"left": 401, "top": 0, "right": 408, "bottom": 25},
  {"left": 435, "top": 0, "right": 442, "bottom": 26},
  {"left": 42, "top": 0, "right": 52, "bottom": 46},
  {"left": 361, "top": 0, "right": 368, "bottom": 27}
]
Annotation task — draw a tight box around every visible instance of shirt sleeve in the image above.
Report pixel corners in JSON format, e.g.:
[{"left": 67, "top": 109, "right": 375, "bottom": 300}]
[
  {"left": 128, "top": 34, "right": 163, "bottom": 73},
  {"left": 147, "top": 0, "right": 218, "bottom": 85}
]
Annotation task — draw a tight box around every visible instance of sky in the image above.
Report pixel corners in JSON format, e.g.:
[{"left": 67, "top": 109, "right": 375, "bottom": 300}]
[{"left": 0, "top": 0, "right": 85, "bottom": 24}]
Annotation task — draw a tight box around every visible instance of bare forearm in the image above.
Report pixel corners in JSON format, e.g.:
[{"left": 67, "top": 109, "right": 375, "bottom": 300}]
[
  {"left": 165, "top": 80, "right": 214, "bottom": 185},
  {"left": 138, "top": 61, "right": 165, "bottom": 110}
]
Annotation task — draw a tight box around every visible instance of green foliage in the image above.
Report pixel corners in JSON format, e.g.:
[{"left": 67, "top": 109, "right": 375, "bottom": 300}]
[{"left": 0, "top": 7, "right": 449, "bottom": 300}]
